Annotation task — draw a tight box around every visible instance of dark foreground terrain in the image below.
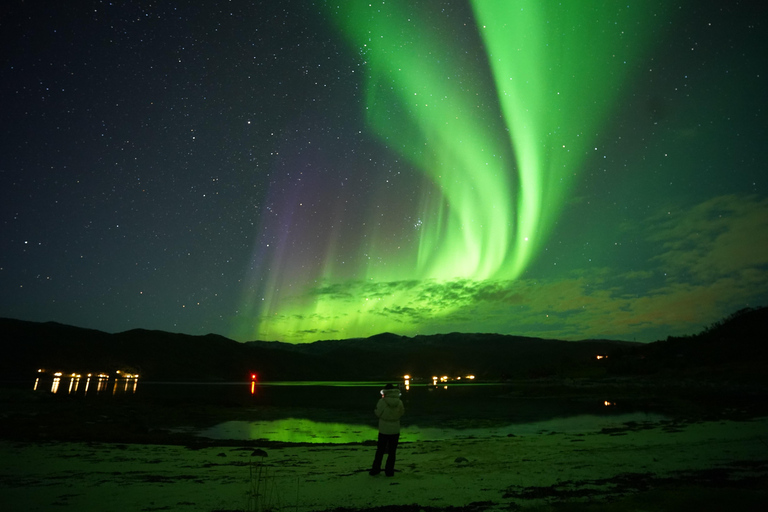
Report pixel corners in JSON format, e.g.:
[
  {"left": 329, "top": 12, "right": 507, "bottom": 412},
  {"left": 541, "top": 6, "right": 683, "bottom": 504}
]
[
  {"left": 2, "top": 307, "right": 767, "bottom": 509},
  {"left": 2, "top": 376, "right": 767, "bottom": 511}
]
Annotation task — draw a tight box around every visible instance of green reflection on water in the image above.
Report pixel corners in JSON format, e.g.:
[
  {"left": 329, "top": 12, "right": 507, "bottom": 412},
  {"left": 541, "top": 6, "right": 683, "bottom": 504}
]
[
  {"left": 205, "top": 418, "right": 379, "bottom": 444},
  {"left": 200, "top": 412, "right": 669, "bottom": 444}
]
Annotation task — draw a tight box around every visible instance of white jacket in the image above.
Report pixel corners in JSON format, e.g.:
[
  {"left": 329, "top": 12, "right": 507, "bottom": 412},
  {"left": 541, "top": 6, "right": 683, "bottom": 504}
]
[{"left": 375, "top": 388, "right": 405, "bottom": 434}]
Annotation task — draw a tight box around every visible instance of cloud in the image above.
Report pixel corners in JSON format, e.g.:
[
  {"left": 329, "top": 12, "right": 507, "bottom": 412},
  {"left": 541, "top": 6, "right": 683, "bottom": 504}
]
[
  {"left": 309, "top": 279, "right": 423, "bottom": 301},
  {"left": 648, "top": 194, "right": 768, "bottom": 281},
  {"left": 253, "top": 194, "right": 768, "bottom": 343},
  {"left": 296, "top": 328, "right": 340, "bottom": 335},
  {"left": 528, "top": 194, "right": 768, "bottom": 339},
  {"left": 379, "top": 305, "right": 432, "bottom": 322},
  {"left": 386, "top": 195, "right": 767, "bottom": 340}
]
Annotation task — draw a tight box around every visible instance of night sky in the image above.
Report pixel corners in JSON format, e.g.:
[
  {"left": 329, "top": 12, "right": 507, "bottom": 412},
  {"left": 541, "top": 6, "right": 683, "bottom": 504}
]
[{"left": 2, "top": 1, "right": 766, "bottom": 344}]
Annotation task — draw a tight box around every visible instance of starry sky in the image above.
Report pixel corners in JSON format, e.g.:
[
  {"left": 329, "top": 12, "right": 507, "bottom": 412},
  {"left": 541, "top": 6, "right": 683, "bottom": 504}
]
[{"left": 2, "top": 0, "right": 766, "bottom": 344}]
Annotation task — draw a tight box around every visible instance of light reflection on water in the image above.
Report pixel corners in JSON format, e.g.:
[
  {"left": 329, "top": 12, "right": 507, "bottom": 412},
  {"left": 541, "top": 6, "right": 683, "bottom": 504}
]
[
  {"left": 33, "top": 372, "right": 139, "bottom": 396},
  {"left": 24, "top": 379, "right": 669, "bottom": 441}
]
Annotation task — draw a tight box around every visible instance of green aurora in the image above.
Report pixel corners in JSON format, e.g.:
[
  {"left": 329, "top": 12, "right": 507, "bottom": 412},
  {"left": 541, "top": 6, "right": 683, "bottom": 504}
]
[
  {"left": 236, "top": 1, "right": 672, "bottom": 342},
  {"left": 235, "top": 1, "right": 674, "bottom": 342},
  {"left": 3, "top": 1, "right": 765, "bottom": 343}
]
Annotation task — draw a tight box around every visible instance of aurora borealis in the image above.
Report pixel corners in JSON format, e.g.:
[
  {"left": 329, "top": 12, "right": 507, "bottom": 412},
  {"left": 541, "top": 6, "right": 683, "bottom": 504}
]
[{"left": 2, "top": 1, "right": 766, "bottom": 343}]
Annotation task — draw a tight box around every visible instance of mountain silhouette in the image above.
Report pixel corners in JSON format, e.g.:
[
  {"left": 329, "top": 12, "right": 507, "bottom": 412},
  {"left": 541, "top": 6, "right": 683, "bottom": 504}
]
[{"left": 2, "top": 306, "right": 766, "bottom": 382}]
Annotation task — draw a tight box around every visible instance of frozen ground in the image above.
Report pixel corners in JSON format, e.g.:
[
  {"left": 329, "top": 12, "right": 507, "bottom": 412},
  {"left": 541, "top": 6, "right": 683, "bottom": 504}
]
[{"left": 2, "top": 416, "right": 767, "bottom": 511}]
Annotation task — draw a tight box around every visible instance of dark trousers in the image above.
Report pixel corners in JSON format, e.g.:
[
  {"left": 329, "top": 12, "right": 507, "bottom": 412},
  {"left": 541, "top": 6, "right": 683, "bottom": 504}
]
[{"left": 371, "top": 433, "right": 400, "bottom": 474}]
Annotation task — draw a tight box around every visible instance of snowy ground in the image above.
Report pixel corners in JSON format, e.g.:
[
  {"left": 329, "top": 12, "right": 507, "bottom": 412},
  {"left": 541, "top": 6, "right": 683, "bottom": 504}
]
[{"left": 2, "top": 416, "right": 767, "bottom": 511}]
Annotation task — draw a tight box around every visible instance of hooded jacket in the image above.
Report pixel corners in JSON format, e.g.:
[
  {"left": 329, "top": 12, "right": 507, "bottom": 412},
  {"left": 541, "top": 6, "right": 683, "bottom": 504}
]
[{"left": 375, "top": 388, "right": 405, "bottom": 435}]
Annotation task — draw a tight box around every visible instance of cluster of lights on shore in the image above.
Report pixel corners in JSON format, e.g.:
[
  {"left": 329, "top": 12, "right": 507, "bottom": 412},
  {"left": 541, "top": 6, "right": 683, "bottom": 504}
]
[
  {"left": 402, "top": 374, "right": 475, "bottom": 390},
  {"left": 398, "top": 354, "right": 608, "bottom": 390},
  {"left": 34, "top": 368, "right": 140, "bottom": 395}
]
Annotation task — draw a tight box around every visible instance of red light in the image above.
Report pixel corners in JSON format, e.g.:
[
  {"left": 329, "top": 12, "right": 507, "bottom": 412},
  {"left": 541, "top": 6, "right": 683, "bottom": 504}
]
[{"left": 250, "top": 373, "right": 258, "bottom": 381}]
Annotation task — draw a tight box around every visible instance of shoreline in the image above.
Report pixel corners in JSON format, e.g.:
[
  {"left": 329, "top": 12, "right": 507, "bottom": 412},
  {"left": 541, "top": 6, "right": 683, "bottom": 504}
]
[
  {"left": 2, "top": 416, "right": 767, "bottom": 511},
  {"left": 3, "top": 377, "right": 768, "bottom": 446},
  {"left": 2, "top": 380, "right": 768, "bottom": 510}
]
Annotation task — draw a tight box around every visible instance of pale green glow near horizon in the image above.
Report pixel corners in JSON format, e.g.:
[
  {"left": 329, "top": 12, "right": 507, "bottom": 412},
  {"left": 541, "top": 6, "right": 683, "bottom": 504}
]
[{"left": 236, "top": 1, "right": 667, "bottom": 342}]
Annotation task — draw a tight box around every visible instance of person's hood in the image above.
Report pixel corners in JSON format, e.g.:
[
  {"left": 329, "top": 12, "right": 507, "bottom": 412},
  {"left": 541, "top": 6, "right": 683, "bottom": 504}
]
[{"left": 382, "top": 388, "right": 401, "bottom": 405}]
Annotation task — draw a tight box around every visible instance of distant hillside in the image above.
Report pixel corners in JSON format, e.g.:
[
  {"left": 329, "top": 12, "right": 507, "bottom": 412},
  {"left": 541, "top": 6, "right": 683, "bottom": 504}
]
[
  {"left": 1, "top": 319, "right": 634, "bottom": 381},
  {"left": 0, "top": 319, "right": 328, "bottom": 382},
  {"left": 246, "top": 333, "right": 638, "bottom": 380},
  {"left": 2, "top": 306, "right": 766, "bottom": 382},
  {"left": 619, "top": 307, "right": 768, "bottom": 380}
]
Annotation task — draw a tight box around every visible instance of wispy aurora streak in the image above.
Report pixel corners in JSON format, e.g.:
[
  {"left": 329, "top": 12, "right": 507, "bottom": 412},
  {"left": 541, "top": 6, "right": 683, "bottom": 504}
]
[
  {"left": 471, "top": 1, "right": 664, "bottom": 276},
  {"left": 236, "top": 1, "right": 666, "bottom": 342}
]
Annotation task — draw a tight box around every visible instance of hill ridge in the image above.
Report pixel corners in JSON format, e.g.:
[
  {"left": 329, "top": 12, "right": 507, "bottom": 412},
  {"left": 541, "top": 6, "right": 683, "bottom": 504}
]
[{"left": 2, "top": 306, "right": 766, "bottom": 382}]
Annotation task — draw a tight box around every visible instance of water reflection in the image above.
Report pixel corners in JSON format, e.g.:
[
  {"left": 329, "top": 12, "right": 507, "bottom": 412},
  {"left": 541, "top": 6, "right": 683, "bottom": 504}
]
[
  {"left": 174, "top": 381, "right": 668, "bottom": 444},
  {"left": 198, "top": 418, "right": 379, "bottom": 444},
  {"left": 195, "top": 411, "right": 667, "bottom": 444},
  {"left": 33, "top": 369, "right": 139, "bottom": 396},
  {"left": 68, "top": 374, "right": 79, "bottom": 393},
  {"left": 250, "top": 373, "right": 258, "bottom": 395}
]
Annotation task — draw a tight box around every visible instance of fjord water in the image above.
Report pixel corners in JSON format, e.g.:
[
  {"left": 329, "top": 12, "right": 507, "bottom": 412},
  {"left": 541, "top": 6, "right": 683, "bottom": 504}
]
[
  {"left": 24, "top": 379, "right": 666, "bottom": 443},
  {"left": 145, "top": 381, "right": 666, "bottom": 443}
]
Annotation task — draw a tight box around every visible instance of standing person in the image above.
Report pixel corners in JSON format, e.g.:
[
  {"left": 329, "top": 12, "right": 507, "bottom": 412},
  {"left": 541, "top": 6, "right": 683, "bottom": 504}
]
[{"left": 370, "top": 383, "right": 405, "bottom": 476}]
